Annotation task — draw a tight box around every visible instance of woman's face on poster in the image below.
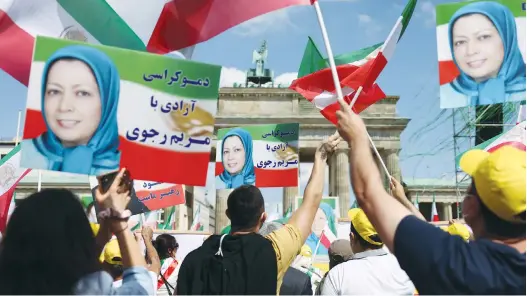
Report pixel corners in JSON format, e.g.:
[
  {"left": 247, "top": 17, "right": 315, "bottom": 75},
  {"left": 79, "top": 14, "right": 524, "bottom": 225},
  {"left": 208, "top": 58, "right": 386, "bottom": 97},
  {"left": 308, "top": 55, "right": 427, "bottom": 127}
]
[
  {"left": 452, "top": 13, "right": 505, "bottom": 82},
  {"left": 312, "top": 208, "right": 328, "bottom": 237},
  {"left": 44, "top": 59, "right": 102, "bottom": 147},
  {"left": 222, "top": 135, "right": 246, "bottom": 175}
]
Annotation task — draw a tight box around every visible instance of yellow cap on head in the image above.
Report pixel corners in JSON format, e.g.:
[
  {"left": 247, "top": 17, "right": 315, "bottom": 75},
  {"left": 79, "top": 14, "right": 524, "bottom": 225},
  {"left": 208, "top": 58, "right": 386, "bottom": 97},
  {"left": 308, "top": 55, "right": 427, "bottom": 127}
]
[
  {"left": 349, "top": 209, "right": 382, "bottom": 246},
  {"left": 103, "top": 239, "right": 123, "bottom": 265},
  {"left": 447, "top": 223, "right": 471, "bottom": 241},
  {"left": 460, "top": 146, "right": 526, "bottom": 223}
]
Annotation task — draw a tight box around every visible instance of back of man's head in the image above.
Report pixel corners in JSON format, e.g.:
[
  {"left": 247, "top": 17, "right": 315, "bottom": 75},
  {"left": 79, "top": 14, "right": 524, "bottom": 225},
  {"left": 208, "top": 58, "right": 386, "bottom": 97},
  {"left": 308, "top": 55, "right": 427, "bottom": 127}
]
[
  {"left": 460, "top": 146, "right": 526, "bottom": 239},
  {"left": 329, "top": 239, "right": 353, "bottom": 269},
  {"left": 226, "top": 185, "right": 265, "bottom": 231}
]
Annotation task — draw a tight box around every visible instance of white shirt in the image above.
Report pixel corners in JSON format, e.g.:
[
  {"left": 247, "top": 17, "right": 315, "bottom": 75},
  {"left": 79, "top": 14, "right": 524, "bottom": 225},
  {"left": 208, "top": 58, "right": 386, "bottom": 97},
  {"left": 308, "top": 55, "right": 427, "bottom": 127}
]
[
  {"left": 113, "top": 270, "right": 158, "bottom": 295},
  {"left": 320, "top": 248, "right": 415, "bottom": 295}
]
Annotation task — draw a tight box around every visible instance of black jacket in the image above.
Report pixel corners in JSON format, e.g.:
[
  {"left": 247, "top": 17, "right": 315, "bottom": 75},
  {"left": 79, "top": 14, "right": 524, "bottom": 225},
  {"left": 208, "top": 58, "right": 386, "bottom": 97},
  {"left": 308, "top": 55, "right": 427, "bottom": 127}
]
[{"left": 280, "top": 267, "right": 313, "bottom": 295}]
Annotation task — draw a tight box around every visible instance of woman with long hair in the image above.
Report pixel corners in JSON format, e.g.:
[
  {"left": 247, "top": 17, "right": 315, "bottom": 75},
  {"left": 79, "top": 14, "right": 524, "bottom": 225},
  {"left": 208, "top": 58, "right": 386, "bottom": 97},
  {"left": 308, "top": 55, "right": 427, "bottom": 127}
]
[
  {"left": 153, "top": 234, "right": 180, "bottom": 296},
  {"left": 0, "top": 169, "right": 152, "bottom": 294}
]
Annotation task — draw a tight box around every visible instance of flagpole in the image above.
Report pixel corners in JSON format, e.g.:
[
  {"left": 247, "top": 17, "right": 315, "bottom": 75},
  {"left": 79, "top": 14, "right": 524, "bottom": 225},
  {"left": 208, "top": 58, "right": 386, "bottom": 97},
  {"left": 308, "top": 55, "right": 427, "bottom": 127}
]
[
  {"left": 37, "top": 171, "right": 42, "bottom": 192},
  {"left": 312, "top": 1, "right": 392, "bottom": 180},
  {"left": 15, "top": 110, "right": 22, "bottom": 146}
]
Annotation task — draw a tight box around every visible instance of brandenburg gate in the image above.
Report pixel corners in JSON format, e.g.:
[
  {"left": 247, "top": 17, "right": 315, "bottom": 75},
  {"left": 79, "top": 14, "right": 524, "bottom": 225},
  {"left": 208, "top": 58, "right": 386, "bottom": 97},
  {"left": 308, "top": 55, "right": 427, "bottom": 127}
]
[{"left": 210, "top": 87, "right": 409, "bottom": 231}]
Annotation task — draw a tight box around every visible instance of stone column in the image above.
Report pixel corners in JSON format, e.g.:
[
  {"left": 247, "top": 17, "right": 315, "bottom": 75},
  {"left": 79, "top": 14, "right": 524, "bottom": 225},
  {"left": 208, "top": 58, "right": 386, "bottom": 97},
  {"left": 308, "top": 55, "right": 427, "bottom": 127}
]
[
  {"left": 383, "top": 149, "right": 402, "bottom": 183},
  {"left": 375, "top": 149, "right": 389, "bottom": 190},
  {"left": 440, "top": 203, "right": 453, "bottom": 221},
  {"left": 329, "top": 149, "right": 350, "bottom": 218},
  {"left": 283, "top": 187, "right": 298, "bottom": 214},
  {"left": 215, "top": 189, "right": 232, "bottom": 234}
]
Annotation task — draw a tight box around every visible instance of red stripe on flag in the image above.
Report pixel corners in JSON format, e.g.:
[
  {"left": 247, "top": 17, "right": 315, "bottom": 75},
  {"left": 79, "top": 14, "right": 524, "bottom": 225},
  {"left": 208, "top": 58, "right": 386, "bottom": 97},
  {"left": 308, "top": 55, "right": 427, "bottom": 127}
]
[
  {"left": 341, "top": 53, "right": 388, "bottom": 91},
  {"left": 24, "top": 110, "right": 210, "bottom": 185},
  {"left": 0, "top": 10, "right": 34, "bottom": 86},
  {"left": 147, "top": 0, "right": 311, "bottom": 53},
  {"left": 215, "top": 163, "right": 298, "bottom": 187},
  {"left": 488, "top": 141, "right": 526, "bottom": 153},
  {"left": 157, "top": 260, "right": 178, "bottom": 289},
  {"left": 320, "top": 232, "right": 332, "bottom": 249},
  {"left": 438, "top": 60, "right": 459, "bottom": 85}
]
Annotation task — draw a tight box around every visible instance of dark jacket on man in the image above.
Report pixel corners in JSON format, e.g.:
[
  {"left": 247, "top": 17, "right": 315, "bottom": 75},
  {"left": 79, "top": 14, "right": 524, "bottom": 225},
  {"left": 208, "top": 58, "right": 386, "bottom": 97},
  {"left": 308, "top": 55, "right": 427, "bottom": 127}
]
[{"left": 280, "top": 267, "right": 313, "bottom": 295}]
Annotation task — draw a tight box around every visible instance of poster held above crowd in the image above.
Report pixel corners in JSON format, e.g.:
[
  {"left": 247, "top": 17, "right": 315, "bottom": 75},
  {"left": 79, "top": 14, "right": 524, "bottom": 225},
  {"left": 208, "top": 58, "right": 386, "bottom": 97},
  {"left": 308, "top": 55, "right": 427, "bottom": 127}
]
[{"left": 20, "top": 36, "right": 221, "bottom": 185}]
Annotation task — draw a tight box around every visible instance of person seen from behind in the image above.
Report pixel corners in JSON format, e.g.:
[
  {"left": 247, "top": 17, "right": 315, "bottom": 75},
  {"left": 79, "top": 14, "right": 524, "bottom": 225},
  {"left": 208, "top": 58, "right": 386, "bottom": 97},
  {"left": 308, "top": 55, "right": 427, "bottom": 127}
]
[
  {"left": 315, "top": 239, "right": 353, "bottom": 295},
  {"left": 153, "top": 233, "right": 180, "bottom": 295},
  {"left": 177, "top": 135, "right": 341, "bottom": 295},
  {"left": 0, "top": 168, "right": 153, "bottom": 295},
  {"left": 259, "top": 221, "right": 313, "bottom": 296},
  {"left": 335, "top": 96, "right": 526, "bottom": 294},
  {"left": 321, "top": 209, "right": 414, "bottom": 295}
]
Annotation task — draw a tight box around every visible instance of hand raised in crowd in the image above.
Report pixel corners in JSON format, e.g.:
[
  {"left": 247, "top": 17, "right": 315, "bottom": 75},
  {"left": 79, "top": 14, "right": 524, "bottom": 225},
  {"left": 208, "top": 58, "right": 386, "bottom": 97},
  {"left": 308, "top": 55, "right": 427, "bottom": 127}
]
[
  {"left": 94, "top": 168, "right": 132, "bottom": 233},
  {"left": 141, "top": 225, "right": 154, "bottom": 242},
  {"left": 389, "top": 176, "right": 406, "bottom": 200},
  {"left": 315, "top": 133, "right": 341, "bottom": 162},
  {"left": 335, "top": 97, "right": 368, "bottom": 143}
]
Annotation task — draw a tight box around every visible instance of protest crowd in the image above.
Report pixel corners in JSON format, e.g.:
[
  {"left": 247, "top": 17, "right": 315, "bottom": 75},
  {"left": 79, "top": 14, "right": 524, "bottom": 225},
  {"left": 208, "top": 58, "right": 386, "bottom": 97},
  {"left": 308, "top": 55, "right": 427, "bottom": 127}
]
[
  {"left": 0, "top": 103, "right": 525, "bottom": 294},
  {"left": 0, "top": 0, "right": 525, "bottom": 295}
]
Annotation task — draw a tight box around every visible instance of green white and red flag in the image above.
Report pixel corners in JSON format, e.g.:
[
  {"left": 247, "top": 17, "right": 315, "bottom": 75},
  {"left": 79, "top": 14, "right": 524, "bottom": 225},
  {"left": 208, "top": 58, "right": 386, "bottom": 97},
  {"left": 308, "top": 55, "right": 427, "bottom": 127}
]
[
  {"left": 190, "top": 205, "right": 204, "bottom": 231},
  {"left": 290, "top": 0, "right": 417, "bottom": 124},
  {"left": 0, "top": 145, "right": 31, "bottom": 233},
  {"left": 0, "top": 0, "right": 312, "bottom": 86},
  {"left": 456, "top": 121, "right": 526, "bottom": 167},
  {"left": 431, "top": 194, "right": 440, "bottom": 222}
]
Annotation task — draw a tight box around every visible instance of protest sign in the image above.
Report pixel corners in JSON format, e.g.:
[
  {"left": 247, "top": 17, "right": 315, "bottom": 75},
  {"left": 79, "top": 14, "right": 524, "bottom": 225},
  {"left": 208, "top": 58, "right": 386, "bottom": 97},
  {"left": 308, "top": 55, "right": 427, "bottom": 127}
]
[
  {"left": 89, "top": 177, "right": 185, "bottom": 216},
  {"left": 436, "top": 0, "right": 526, "bottom": 108},
  {"left": 215, "top": 123, "right": 299, "bottom": 189},
  {"left": 21, "top": 36, "right": 220, "bottom": 185}
]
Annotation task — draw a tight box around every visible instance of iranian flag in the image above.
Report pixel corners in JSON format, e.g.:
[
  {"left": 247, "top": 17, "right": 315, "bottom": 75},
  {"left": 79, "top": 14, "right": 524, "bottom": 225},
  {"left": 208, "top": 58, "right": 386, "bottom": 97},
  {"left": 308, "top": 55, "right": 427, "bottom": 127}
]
[
  {"left": 0, "top": 145, "right": 31, "bottom": 233},
  {"left": 190, "top": 205, "right": 203, "bottom": 231},
  {"left": 215, "top": 124, "right": 299, "bottom": 188},
  {"left": 435, "top": 0, "right": 525, "bottom": 85},
  {"left": 431, "top": 194, "right": 439, "bottom": 222},
  {"left": 158, "top": 206, "right": 176, "bottom": 230},
  {"left": 319, "top": 225, "right": 337, "bottom": 249},
  {"left": 290, "top": 0, "right": 416, "bottom": 124},
  {"left": 0, "top": 0, "right": 311, "bottom": 86},
  {"left": 456, "top": 121, "right": 526, "bottom": 167}
]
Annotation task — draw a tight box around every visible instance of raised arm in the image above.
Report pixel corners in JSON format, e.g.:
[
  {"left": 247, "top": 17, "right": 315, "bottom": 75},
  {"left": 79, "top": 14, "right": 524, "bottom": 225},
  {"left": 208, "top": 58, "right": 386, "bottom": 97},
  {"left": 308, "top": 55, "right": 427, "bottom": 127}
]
[
  {"left": 288, "top": 134, "right": 340, "bottom": 242},
  {"left": 390, "top": 177, "right": 426, "bottom": 221},
  {"left": 335, "top": 99, "right": 412, "bottom": 252},
  {"left": 141, "top": 226, "right": 161, "bottom": 274}
]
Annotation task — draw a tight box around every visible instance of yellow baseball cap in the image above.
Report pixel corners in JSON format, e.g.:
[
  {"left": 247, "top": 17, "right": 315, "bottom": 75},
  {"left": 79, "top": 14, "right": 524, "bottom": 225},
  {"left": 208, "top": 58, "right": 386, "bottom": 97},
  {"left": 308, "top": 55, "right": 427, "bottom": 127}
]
[
  {"left": 90, "top": 223, "right": 100, "bottom": 236},
  {"left": 103, "top": 239, "right": 123, "bottom": 265},
  {"left": 439, "top": 223, "right": 471, "bottom": 241},
  {"left": 349, "top": 209, "right": 382, "bottom": 246},
  {"left": 347, "top": 208, "right": 361, "bottom": 220},
  {"left": 460, "top": 146, "right": 526, "bottom": 223}
]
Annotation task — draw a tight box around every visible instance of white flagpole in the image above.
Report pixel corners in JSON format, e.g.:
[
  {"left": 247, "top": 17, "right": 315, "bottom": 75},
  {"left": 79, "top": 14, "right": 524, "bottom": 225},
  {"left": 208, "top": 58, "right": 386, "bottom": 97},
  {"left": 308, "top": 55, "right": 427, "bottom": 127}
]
[
  {"left": 15, "top": 110, "right": 22, "bottom": 146},
  {"left": 37, "top": 171, "right": 42, "bottom": 192},
  {"left": 312, "top": 1, "right": 391, "bottom": 179}
]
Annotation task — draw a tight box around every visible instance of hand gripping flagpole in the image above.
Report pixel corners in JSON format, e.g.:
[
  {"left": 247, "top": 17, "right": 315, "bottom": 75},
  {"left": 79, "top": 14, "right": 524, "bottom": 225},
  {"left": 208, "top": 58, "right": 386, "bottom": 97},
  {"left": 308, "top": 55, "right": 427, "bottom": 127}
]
[{"left": 311, "top": 0, "right": 391, "bottom": 179}]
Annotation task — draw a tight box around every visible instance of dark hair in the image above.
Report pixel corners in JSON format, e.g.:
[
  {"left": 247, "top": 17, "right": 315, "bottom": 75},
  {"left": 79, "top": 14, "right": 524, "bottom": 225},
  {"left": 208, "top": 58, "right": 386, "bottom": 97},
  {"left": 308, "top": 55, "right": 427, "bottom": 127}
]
[
  {"left": 0, "top": 189, "right": 101, "bottom": 294},
  {"left": 103, "top": 262, "right": 124, "bottom": 280},
  {"left": 227, "top": 185, "right": 265, "bottom": 231},
  {"left": 153, "top": 234, "right": 178, "bottom": 259},
  {"left": 470, "top": 182, "right": 526, "bottom": 238},
  {"left": 350, "top": 222, "right": 383, "bottom": 250}
]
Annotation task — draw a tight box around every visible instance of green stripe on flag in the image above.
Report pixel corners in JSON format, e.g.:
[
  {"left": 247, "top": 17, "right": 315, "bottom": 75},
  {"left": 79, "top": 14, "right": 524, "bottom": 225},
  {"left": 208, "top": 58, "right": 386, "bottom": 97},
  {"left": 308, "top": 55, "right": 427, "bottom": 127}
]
[
  {"left": 57, "top": 0, "right": 145, "bottom": 51},
  {"left": 297, "top": 37, "right": 327, "bottom": 78},
  {"left": 332, "top": 42, "right": 382, "bottom": 66},
  {"left": 220, "top": 225, "right": 231, "bottom": 234},
  {"left": 436, "top": 0, "right": 525, "bottom": 26},
  {"left": 400, "top": 0, "right": 417, "bottom": 38},
  {"left": 455, "top": 134, "right": 500, "bottom": 167},
  {"left": 0, "top": 145, "right": 21, "bottom": 166},
  {"left": 217, "top": 123, "right": 299, "bottom": 143},
  {"left": 33, "top": 37, "right": 221, "bottom": 99}
]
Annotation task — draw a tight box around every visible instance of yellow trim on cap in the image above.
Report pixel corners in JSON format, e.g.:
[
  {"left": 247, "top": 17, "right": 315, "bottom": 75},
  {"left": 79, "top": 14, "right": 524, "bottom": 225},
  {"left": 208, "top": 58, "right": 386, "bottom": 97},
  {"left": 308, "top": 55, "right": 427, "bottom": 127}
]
[{"left": 350, "top": 209, "right": 383, "bottom": 246}]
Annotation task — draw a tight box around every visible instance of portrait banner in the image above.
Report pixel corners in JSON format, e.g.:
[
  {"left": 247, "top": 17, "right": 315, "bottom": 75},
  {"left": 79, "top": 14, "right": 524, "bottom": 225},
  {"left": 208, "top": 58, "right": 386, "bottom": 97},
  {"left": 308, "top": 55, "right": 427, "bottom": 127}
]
[
  {"left": 21, "top": 36, "right": 221, "bottom": 185},
  {"left": 436, "top": 0, "right": 526, "bottom": 109},
  {"left": 89, "top": 177, "right": 185, "bottom": 216},
  {"left": 214, "top": 123, "right": 299, "bottom": 189}
]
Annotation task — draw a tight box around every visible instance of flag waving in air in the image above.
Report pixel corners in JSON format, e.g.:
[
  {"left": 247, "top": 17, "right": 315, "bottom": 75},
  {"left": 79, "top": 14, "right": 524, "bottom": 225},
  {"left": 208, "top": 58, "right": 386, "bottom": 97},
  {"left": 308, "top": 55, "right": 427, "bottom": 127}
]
[
  {"left": 290, "top": 0, "right": 417, "bottom": 124},
  {"left": 0, "top": 146, "right": 31, "bottom": 233},
  {"left": 0, "top": 0, "right": 312, "bottom": 86}
]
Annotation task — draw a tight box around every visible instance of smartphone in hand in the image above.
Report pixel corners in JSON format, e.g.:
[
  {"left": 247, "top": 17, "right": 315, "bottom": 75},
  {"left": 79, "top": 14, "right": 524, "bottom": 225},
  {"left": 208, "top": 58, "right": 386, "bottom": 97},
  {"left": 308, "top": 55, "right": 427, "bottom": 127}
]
[{"left": 97, "top": 169, "right": 133, "bottom": 194}]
